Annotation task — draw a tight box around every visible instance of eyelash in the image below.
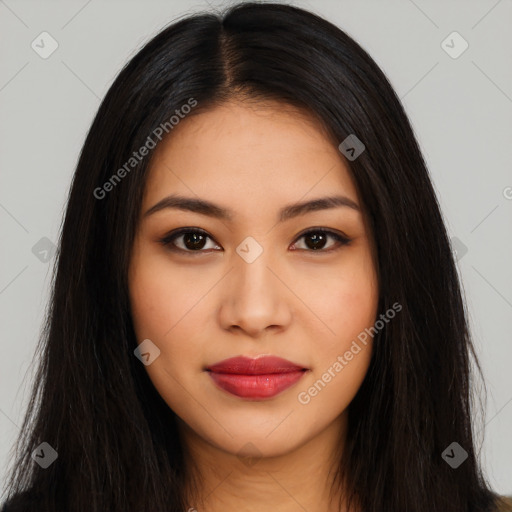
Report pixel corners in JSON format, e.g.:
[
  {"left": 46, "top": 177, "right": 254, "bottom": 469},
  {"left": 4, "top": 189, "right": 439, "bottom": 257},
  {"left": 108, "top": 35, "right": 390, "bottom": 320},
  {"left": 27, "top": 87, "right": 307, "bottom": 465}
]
[{"left": 158, "top": 227, "right": 352, "bottom": 255}]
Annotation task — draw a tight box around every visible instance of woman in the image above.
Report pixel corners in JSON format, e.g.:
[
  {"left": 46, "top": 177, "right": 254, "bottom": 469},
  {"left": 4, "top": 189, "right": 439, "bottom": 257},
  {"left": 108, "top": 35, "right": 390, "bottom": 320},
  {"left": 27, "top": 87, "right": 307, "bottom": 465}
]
[{"left": 2, "top": 2, "right": 510, "bottom": 511}]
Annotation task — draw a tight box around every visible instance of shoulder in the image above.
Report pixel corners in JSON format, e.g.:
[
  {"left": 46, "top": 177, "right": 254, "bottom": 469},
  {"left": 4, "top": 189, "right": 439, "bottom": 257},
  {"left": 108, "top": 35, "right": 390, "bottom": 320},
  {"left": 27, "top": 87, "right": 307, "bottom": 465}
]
[{"left": 496, "top": 496, "right": 512, "bottom": 512}]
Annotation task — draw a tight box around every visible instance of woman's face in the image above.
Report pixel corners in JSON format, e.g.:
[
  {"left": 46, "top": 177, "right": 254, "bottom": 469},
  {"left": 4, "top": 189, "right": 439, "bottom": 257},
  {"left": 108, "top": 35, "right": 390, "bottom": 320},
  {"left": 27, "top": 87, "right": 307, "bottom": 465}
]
[{"left": 128, "top": 100, "right": 379, "bottom": 459}]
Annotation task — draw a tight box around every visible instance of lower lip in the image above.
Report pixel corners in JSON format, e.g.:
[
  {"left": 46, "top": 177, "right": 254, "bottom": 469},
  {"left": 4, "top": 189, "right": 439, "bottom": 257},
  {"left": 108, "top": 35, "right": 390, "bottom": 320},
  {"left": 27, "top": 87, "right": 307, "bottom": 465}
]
[{"left": 208, "top": 370, "right": 306, "bottom": 399}]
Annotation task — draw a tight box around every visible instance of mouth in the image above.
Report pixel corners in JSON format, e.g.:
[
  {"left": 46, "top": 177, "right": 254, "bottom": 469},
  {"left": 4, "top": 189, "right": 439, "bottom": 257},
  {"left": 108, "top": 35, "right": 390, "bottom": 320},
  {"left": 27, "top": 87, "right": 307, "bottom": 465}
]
[{"left": 205, "top": 355, "right": 309, "bottom": 400}]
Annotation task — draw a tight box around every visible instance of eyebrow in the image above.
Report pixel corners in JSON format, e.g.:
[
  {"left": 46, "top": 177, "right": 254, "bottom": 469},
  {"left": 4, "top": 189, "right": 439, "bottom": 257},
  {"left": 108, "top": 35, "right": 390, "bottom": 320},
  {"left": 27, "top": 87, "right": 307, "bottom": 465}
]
[{"left": 143, "top": 193, "right": 360, "bottom": 222}]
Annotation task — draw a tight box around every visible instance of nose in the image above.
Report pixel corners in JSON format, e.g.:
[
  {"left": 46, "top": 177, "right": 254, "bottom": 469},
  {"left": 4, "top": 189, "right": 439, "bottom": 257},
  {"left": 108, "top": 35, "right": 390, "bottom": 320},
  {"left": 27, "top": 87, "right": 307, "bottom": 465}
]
[{"left": 218, "top": 248, "right": 292, "bottom": 338}]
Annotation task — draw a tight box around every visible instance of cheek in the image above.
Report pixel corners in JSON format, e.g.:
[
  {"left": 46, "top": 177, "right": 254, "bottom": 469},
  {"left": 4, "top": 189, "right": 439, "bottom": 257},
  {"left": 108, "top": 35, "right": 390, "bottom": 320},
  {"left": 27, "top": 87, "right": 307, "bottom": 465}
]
[
  {"left": 129, "top": 249, "right": 209, "bottom": 341},
  {"left": 296, "top": 345, "right": 372, "bottom": 429},
  {"left": 301, "top": 248, "right": 378, "bottom": 343},
  {"left": 295, "top": 249, "right": 378, "bottom": 409},
  {"left": 129, "top": 271, "right": 195, "bottom": 419},
  {"left": 295, "top": 286, "right": 376, "bottom": 418},
  {"left": 128, "top": 253, "right": 211, "bottom": 402}
]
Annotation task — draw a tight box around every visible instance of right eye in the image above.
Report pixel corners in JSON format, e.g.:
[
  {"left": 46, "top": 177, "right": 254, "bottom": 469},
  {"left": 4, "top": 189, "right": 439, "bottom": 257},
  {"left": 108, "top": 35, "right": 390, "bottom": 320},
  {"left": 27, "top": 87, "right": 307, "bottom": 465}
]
[{"left": 159, "top": 228, "right": 222, "bottom": 254}]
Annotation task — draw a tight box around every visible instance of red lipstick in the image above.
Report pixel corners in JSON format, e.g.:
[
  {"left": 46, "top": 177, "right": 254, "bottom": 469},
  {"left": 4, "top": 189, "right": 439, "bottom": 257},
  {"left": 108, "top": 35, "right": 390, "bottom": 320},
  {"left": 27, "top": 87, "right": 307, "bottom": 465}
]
[{"left": 206, "top": 356, "right": 308, "bottom": 400}]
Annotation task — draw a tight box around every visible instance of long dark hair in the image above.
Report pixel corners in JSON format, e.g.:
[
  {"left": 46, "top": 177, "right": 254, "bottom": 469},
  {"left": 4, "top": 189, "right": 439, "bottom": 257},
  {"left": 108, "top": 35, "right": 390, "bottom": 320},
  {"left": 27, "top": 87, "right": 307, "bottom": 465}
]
[{"left": 2, "top": 2, "right": 499, "bottom": 511}]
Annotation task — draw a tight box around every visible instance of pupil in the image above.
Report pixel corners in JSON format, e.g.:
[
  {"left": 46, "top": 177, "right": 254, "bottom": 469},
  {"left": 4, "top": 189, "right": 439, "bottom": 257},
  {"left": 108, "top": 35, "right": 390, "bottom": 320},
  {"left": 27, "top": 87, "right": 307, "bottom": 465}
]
[
  {"left": 185, "top": 233, "right": 206, "bottom": 250},
  {"left": 306, "top": 232, "right": 326, "bottom": 250}
]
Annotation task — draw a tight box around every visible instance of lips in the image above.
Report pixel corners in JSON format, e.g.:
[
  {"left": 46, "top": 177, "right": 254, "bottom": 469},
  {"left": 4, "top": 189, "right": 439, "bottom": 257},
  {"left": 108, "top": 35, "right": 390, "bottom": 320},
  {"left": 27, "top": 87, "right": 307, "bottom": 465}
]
[{"left": 206, "top": 356, "right": 308, "bottom": 400}]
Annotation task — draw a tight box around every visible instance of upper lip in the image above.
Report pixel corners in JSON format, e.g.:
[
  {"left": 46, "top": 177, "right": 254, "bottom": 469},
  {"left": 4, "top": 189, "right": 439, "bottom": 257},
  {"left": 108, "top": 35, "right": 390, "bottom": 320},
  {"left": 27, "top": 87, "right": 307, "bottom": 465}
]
[{"left": 206, "top": 356, "right": 307, "bottom": 375}]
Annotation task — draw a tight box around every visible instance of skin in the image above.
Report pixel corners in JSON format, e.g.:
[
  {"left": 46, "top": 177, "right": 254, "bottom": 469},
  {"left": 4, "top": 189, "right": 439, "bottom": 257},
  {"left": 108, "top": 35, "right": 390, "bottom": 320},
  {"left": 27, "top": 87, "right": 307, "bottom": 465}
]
[{"left": 128, "top": 99, "right": 379, "bottom": 512}]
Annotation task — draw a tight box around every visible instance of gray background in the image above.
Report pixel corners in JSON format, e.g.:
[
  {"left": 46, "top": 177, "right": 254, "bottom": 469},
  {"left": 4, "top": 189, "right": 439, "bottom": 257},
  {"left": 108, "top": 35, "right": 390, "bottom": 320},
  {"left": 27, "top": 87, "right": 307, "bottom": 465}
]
[{"left": 1, "top": 0, "right": 511, "bottom": 496}]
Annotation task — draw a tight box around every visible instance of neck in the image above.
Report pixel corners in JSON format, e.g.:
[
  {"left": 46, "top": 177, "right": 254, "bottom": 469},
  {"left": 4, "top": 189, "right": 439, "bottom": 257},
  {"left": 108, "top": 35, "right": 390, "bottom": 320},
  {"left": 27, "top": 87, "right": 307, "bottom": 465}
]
[{"left": 178, "top": 413, "right": 352, "bottom": 512}]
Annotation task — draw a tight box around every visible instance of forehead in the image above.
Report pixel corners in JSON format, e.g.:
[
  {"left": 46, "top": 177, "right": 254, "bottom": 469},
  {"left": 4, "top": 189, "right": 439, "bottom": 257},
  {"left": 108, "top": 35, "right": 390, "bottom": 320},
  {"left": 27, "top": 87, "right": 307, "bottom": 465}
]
[{"left": 144, "top": 100, "right": 359, "bottom": 210}]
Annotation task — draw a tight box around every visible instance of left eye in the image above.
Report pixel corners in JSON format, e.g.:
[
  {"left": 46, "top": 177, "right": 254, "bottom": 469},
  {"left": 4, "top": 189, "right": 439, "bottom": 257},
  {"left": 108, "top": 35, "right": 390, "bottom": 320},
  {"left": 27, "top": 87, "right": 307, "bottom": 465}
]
[
  {"left": 291, "top": 229, "right": 351, "bottom": 252},
  {"left": 159, "top": 228, "right": 351, "bottom": 254}
]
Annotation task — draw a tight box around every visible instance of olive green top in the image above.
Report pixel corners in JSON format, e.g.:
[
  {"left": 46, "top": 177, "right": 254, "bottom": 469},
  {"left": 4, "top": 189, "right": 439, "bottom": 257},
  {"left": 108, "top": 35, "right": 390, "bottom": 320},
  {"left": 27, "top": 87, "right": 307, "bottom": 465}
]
[{"left": 497, "top": 496, "right": 512, "bottom": 511}]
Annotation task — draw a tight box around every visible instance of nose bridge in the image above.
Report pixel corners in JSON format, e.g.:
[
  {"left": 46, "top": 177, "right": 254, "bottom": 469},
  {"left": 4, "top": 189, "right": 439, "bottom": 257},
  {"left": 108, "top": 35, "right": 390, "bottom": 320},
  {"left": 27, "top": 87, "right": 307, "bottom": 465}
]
[
  {"left": 233, "top": 234, "right": 277, "bottom": 299},
  {"left": 219, "top": 234, "right": 290, "bottom": 335}
]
